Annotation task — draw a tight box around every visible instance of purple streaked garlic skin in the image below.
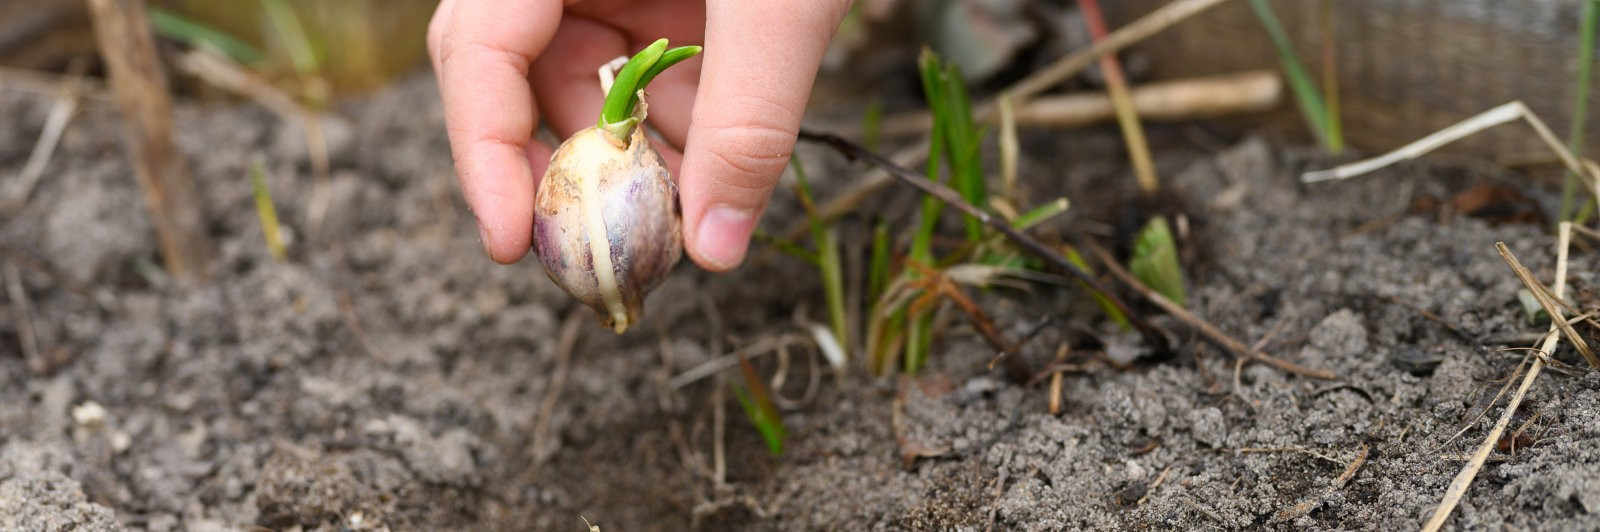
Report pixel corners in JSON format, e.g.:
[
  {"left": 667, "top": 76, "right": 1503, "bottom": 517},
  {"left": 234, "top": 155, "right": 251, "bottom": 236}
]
[{"left": 533, "top": 123, "right": 682, "bottom": 334}]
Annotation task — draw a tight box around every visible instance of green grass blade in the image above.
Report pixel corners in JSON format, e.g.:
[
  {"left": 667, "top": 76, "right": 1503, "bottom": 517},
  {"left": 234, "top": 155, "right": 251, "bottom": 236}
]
[
  {"left": 1248, "top": 0, "right": 1336, "bottom": 151},
  {"left": 1564, "top": 0, "right": 1600, "bottom": 221},
  {"left": 862, "top": 98, "right": 885, "bottom": 152},
  {"left": 912, "top": 49, "right": 948, "bottom": 263},
  {"left": 250, "top": 160, "right": 286, "bottom": 261},
  {"left": 734, "top": 352, "right": 785, "bottom": 456},
  {"left": 260, "top": 0, "right": 320, "bottom": 75},
  {"left": 1318, "top": 0, "right": 1343, "bottom": 153},
  {"left": 911, "top": 134, "right": 946, "bottom": 262},
  {"left": 905, "top": 308, "right": 934, "bottom": 374},
  {"left": 1064, "top": 246, "right": 1129, "bottom": 330},
  {"left": 1129, "top": 216, "right": 1186, "bottom": 306},
  {"left": 818, "top": 227, "right": 848, "bottom": 353},
  {"left": 939, "top": 63, "right": 987, "bottom": 242},
  {"left": 791, "top": 157, "right": 823, "bottom": 235},
  {"left": 791, "top": 156, "right": 848, "bottom": 349},
  {"left": 872, "top": 309, "right": 906, "bottom": 375},
  {"left": 753, "top": 230, "right": 817, "bottom": 264},
  {"left": 732, "top": 385, "right": 786, "bottom": 456},
  {"left": 868, "top": 221, "right": 891, "bottom": 303},
  {"left": 1014, "top": 198, "right": 1071, "bottom": 231},
  {"left": 146, "top": 6, "right": 264, "bottom": 65}
]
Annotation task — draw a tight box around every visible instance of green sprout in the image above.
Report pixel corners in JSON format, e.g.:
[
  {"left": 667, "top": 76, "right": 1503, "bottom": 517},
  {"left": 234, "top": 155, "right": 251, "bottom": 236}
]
[
  {"left": 1129, "top": 216, "right": 1186, "bottom": 306},
  {"left": 599, "top": 39, "right": 702, "bottom": 141}
]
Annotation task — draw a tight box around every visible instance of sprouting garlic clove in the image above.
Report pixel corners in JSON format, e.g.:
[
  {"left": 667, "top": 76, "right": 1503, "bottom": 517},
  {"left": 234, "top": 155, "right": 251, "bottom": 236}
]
[{"left": 532, "top": 123, "right": 683, "bottom": 334}]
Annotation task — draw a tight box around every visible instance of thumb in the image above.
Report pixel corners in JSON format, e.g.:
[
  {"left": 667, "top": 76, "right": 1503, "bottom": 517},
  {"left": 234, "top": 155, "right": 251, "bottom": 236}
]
[{"left": 678, "top": 0, "right": 851, "bottom": 271}]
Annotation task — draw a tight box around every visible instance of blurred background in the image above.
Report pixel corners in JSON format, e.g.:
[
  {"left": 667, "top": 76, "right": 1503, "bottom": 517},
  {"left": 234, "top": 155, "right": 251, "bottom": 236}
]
[
  {"left": 1, "top": 0, "right": 435, "bottom": 103},
  {"left": 2, "top": 0, "right": 1597, "bottom": 164}
]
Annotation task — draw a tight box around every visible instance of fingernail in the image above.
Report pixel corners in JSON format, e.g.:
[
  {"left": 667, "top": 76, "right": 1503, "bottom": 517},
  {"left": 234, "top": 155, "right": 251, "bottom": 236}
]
[{"left": 695, "top": 205, "right": 757, "bottom": 270}]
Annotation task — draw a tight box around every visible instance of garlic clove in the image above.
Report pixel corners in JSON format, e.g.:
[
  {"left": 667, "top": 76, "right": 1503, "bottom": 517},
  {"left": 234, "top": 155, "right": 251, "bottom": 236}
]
[{"left": 532, "top": 123, "right": 682, "bottom": 334}]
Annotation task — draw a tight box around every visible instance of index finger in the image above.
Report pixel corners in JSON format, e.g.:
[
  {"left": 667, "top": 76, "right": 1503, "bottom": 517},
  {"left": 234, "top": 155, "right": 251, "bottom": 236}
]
[{"left": 431, "top": 0, "right": 562, "bottom": 264}]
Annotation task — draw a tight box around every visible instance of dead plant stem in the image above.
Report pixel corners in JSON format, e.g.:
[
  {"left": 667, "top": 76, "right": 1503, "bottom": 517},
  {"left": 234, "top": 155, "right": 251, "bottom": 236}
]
[
  {"left": 532, "top": 311, "right": 583, "bottom": 464},
  {"left": 3, "top": 262, "right": 41, "bottom": 372},
  {"left": 1423, "top": 224, "right": 1572, "bottom": 531},
  {"left": 88, "top": 0, "right": 214, "bottom": 280}
]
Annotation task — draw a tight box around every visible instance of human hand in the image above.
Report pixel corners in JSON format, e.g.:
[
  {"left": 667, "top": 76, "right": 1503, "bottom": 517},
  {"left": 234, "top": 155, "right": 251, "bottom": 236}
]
[{"left": 427, "top": 0, "right": 851, "bottom": 271}]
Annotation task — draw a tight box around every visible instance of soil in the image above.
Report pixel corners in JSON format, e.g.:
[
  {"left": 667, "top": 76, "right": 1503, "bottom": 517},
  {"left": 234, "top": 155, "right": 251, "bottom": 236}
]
[{"left": 3, "top": 68, "right": 1600, "bottom": 532}]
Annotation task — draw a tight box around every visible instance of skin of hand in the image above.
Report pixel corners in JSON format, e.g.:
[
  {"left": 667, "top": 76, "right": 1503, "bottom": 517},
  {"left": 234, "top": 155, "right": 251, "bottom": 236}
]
[{"left": 427, "top": 0, "right": 853, "bottom": 271}]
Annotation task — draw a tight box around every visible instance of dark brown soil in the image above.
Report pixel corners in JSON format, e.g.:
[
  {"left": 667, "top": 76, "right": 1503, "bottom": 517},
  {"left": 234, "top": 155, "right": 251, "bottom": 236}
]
[{"left": 3, "top": 69, "right": 1600, "bottom": 531}]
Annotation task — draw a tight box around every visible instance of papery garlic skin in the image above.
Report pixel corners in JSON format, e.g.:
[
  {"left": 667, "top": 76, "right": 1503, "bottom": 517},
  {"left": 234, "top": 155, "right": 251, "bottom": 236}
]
[{"left": 533, "top": 124, "right": 683, "bottom": 333}]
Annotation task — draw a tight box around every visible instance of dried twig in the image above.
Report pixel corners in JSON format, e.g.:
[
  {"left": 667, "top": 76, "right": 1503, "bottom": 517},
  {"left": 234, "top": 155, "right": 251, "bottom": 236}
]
[
  {"left": 0, "top": 65, "right": 112, "bottom": 101},
  {"left": 668, "top": 333, "right": 811, "bottom": 389},
  {"left": 1232, "top": 358, "right": 1255, "bottom": 408},
  {"left": 1423, "top": 224, "right": 1573, "bottom": 532},
  {"left": 87, "top": 0, "right": 214, "bottom": 281},
  {"left": 531, "top": 311, "right": 583, "bottom": 463},
  {"left": 335, "top": 290, "right": 382, "bottom": 358},
  {"left": 784, "top": 139, "right": 929, "bottom": 241},
  {"left": 1135, "top": 465, "right": 1174, "bottom": 506},
  {"left": 1498, "top": 242, "right": 1598, "bottom": 367},
  {"left": 1237, "top": 446, "right": 1344, "bottom": 466},
  {"left": 3, "top": 262, "right": 41, "bottom": 373},
  {"left": 1077, "top": 0, "right": 1159, "bottom": 193},
  {"left": 998, "top": 95, "right": 1020, "bottom": 205},
  {"left": 994, "top": 0, "right": 1236, "bottom": 114},
  {"left": 768, "top": 341, "right": 822, "bottom": 410},
  {"left": 1302, "top": 101, "right": 1600, "bottom": 218},
  {"left": 712, "top": 378, "right": 727, "bottom": 487},
  {"left": 173, "top": 48, "right": 302, "bottom": 117},
  {"left": 903, "top": 261, "right": 1032, "bottom": 381},
  {"left": 1571, "top": 223, "right": 1600, "bottom": 242},
  {"left": 867, "top": 71, "right": 1282, "bottom": 138},
  {"left": 1048, "top": 344, "right": 1070, "bottom": 415},
  {"left": 1430, "top": 356, "right": 1528, "bottom": 454},
  {"left": 1183, "top": 497, "right": 1227, "bottom": 525},
  {"left": 1271, "top": 443, "right": 1369, "bottom": 523},
  {"left": 1083, "top": 242, "right": 1336, "bottom": 379},
  {"left": 3, "top": 68, "right": 84, "bottom": 211}
]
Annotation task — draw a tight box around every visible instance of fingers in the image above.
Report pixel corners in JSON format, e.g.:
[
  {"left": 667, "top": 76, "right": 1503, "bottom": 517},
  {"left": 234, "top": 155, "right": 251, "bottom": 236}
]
[
  {"left": 679, "top": 0, "right": 852, "bottom": 271},
  {"left": 429, "top": 0, "right": 562, "bottom": 264},
  {"left": 530, "top": 16, "right": 626, "bottom": 138}
]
